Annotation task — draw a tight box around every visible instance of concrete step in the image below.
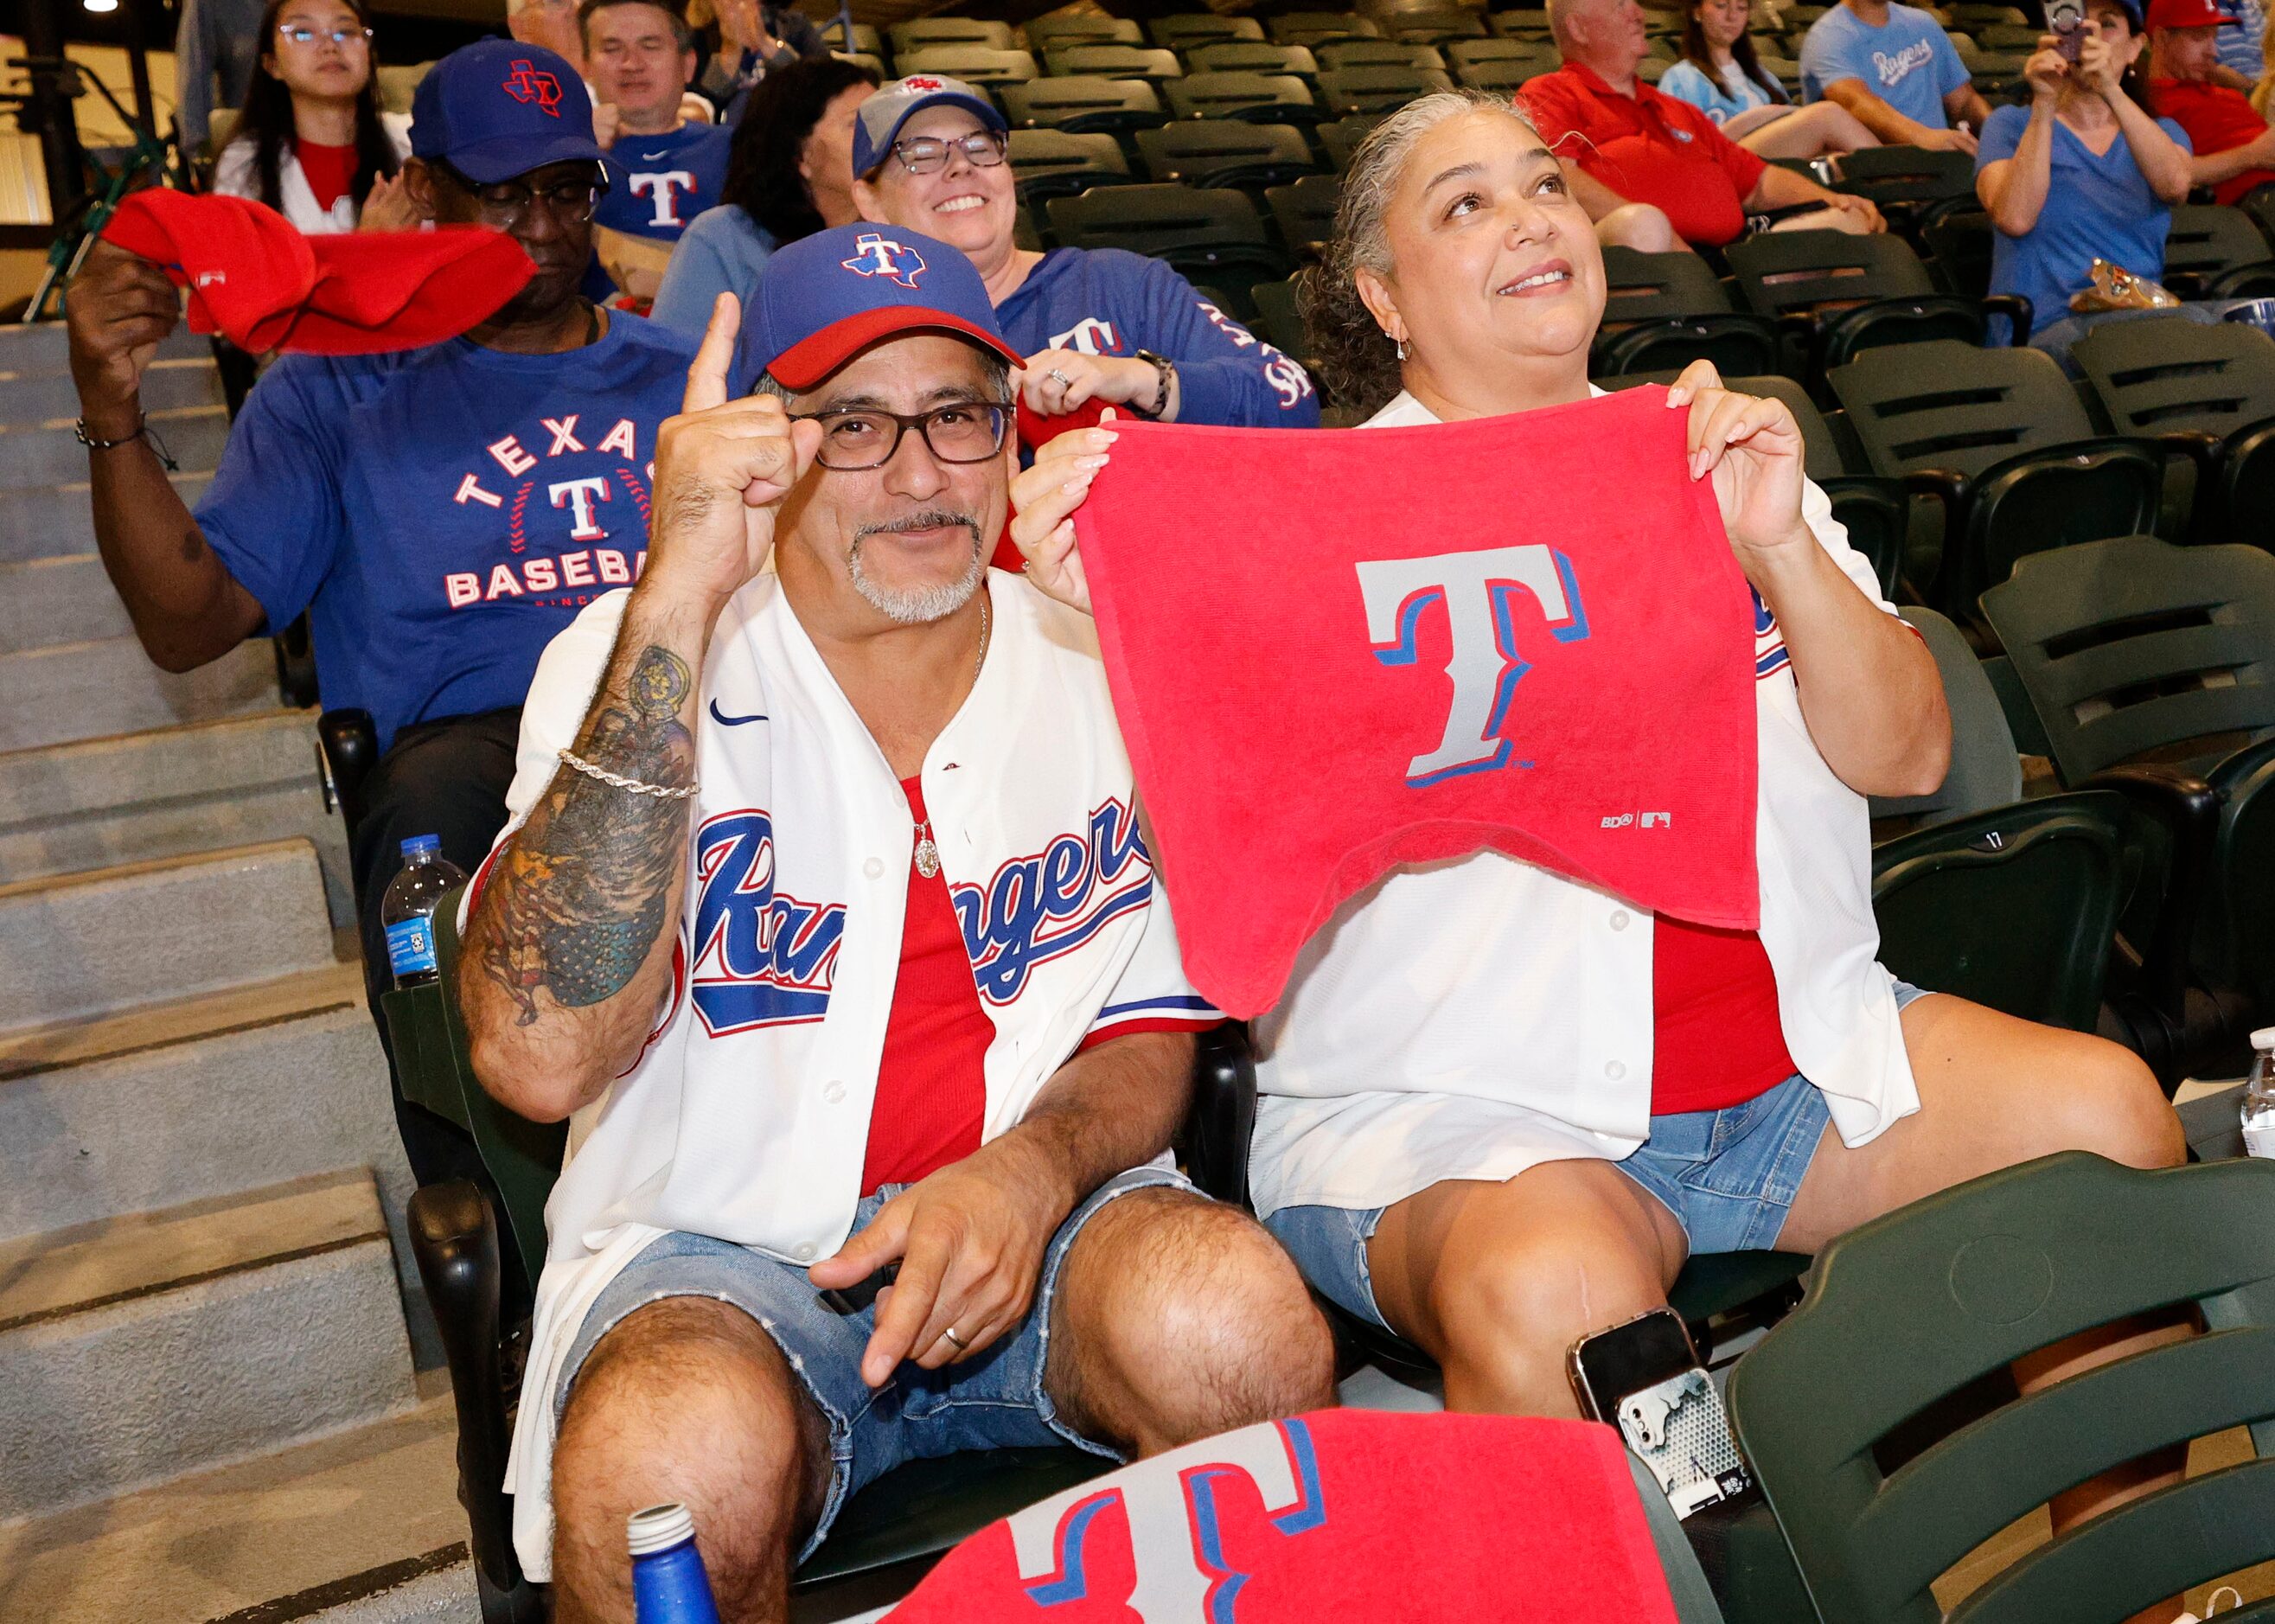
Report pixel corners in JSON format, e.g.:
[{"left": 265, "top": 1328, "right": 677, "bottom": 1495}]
[
  {"left": 0, "top": 837, "right": 340, "bottom": 1032},
  {"left": 0, "top": 635, "right": 278, "bottom": 753},
  {"left": 0, "top": 321, "right": 208, "bottom": 380},
  {"left": 0, "top": 406, "right": 231, "bottom": 490},
  {"left": 0, "top": 554, "right": 131, "bottom": 652},
  {"left": 0, "top": 709, "right": 352, "bottom": 923},
  {"left": 0, "top": 1169, "right": 419, "bottom": 1522},
  {"left": 0, "top": 359, "right": 227, "bottom": 429},
  {"left": 0, "top": 472, "right": 213, "bottom": 566},
  {"left": 0, "top": 1389, "right": 470, "bottom": 1624}
]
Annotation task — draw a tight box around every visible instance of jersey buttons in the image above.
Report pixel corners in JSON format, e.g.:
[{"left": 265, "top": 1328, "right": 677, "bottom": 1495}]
[
  {"left": 1609, "top": 910, "right": 1631, "bottom": 930},
  {"left": 864, "top": 857, "right": 885, "bottom": 879},
  {"left": 823, "top": 1080, "right": 847, "bottom": 1104},
  {"left": 1605, "top": 1060, "right": 1627, "bottom": 1081}
]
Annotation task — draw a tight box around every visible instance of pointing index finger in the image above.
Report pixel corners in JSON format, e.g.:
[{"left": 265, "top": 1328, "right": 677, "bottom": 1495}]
[{"left": 684, "top": 291, "right": 741, "bottom": 414}]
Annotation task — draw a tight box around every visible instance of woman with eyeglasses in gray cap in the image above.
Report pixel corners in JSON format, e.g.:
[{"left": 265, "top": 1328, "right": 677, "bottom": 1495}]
[{"left": 842, "top": 74, "right": 1320, "bottom": 429}]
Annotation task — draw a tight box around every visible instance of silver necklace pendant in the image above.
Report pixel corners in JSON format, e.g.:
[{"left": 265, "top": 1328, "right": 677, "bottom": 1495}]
[{"left": 913, "top": 831, "right": 941, "bottom": 879}]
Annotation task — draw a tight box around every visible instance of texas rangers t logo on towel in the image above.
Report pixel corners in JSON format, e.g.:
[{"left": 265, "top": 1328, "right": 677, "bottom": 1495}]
[{"left": 1073, "top": 386, "right": 1759, "bottom": 1018}]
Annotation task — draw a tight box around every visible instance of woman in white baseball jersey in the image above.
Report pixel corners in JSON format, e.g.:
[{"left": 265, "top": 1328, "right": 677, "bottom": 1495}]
[{"left": 1009, "top": 89, "right": 2184, "bottom": 1489}]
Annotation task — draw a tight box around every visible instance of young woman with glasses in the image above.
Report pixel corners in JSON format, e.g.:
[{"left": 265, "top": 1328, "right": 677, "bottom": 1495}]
[
  {"left": 845, "top": 76, "right": 1320, "bottom": 429},
  {"left": 210, "top": 0, "right": 415, "bottom": 233}
]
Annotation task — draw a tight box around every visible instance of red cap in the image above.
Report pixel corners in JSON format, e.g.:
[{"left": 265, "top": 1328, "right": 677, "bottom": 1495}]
[{"left": 2145, "top": 0, "right": 2237, "bottom": 28}]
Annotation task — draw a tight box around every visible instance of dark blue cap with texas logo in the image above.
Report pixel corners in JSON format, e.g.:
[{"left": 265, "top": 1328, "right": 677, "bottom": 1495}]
[
  {"left": 410, "top": 40, "right": 606, "bottom": 185},
  {"left": 739, "top": 223, "right": 1023, "bottom": 393}
]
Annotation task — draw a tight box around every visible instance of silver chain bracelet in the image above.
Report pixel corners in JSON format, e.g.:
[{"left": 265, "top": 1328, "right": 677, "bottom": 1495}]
[{"left": 556, "top": 746, "right": 700, "bottom": 800}]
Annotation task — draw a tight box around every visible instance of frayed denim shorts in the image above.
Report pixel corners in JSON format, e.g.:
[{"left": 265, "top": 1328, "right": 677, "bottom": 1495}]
[
  {"left": 553, "top": 1163, "right": 1191, "bottom": 1560},
  {"left": 1268, "top": 983, "right": 1931, "bottom": 1333}
]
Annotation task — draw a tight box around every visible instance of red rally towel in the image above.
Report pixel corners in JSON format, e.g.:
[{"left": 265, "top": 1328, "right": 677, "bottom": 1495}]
[
  {"left": 101, "top": 189, "right": 535, "bottom": 355},
  {"left": 883, "top": 1410, "right": 1682, "bottom": 1622},
  {"left": 994, "top": 397, "right": 1115, "bottom": 571},
  {"left": 1076, "top": 386, "right": 1759, "bottom": 1018}
]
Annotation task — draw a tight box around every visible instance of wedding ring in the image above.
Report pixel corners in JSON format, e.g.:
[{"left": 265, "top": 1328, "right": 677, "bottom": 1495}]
[
  {"left": 1047, "top": 368, "right": 1072, "bottom": 389},
  {"left": 943, "top": 1327, "right": 968, "bottom": 1350}
]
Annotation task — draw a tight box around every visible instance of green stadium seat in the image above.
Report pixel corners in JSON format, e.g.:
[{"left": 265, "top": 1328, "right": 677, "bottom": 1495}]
[
  {"left": 1828, "top": 340, "right": 2162, "bottom": 621},
  {"left": 892, "top": 45, "right": 1036, "bottom": 86},
  {"left": 1316, "top": 63, "right": 1455, "bottom": 115},
  {"left": 399, "top": 889, "right": 1272, "bottom": 1621},
  {"left": 1314, "top": 37, "right": 1447, "bottom": 70},
  {"left": 1379, "top": 5, "right": 1493, "bottom": 43},
  {"left": 1590, "top": 246, "right": 1784, "bottom": 381},
  {"left": 1149, "top": 12, "right": 1267, "bottom": 50},
  {"left": 1166, "top": 71, "right": 1324, "bottom": 125},
  {"left": 1046, "top": 183, "right": 1293, "bottom": 319},
  {"left": 999, "top": 75, "right": 1168, "bottom": 136},
  {"left": 816, "top": 17, "right": 883, "bottom": 57},
  {"left": 1454, "top": 56, "right": 1553, "bottom": 92},
  {"left": 2071, "top": 314, "right": 2275, "bottom": 546},
  {"left": 1265, "top": 172, "right": 1341, "bottom": 258},
  {"left": 1249, "top": 275, "right": 1315, "bottom": 366},
  {"left": 1447, "top": 35, "right": 1561, "bottom": 69},
  {"left": 1006, "top": 128, "right": 1134, "bottom": 202},
  {"left": 1269, "top": 10, "right": 1385, "bottom": 46},
  {"left": 1045, "top": 43, "right": 1185, "bottom": 82},
  {"left": 834, "top": 49, "right": 888, "bottom": 78},
  {"left": 2163, "top": 204, "right": 2275, "bottom": 298},
  {"left": 1947, "top": 2, "right": 2032, "bottom": 27},
  {"left": 1920, "top": 204, "right": 1994, "bottom": 299},
  {"left": 1184, "top": 41, "right": 1322, "bottom": 79},
  {"left": 1320, "top": 112, "right": 1390, "bottom": 168},
  {"left": 1023, "top": 13, "right": 1143, "bottom": 51},
  {"left": 888, "top": 16, "right": 1012, "bottom": 54},
  {"left": 1829, "top": 142, "right": 1976, "bottom": 221},
  {"left": 1136, "top": 119, "right": 1316, "bottom": 189},
  {"left": 1731, "top": 1154, "right": 2275, "bottom": 1624},
  {"left": 1488, "top": 8, "right": 1556, "bottom": 36},
  {"left": 1725, "top": 228, "right": 2027, "bottom": 379},
  {"left": 1974, "top": 20, "right": 2044, "bottom": 48}
]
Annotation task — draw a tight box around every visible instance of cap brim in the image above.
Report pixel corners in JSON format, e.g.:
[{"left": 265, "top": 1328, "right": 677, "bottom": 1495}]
[
  {"left": 442, "top": 131, "right": 609, "bottom": 184},
  {"left": 768, "top": 306, "right": 1025, "bottom": 391},
  {"left": 858, "top": 93, "right": 1009, "bottom": 176}
]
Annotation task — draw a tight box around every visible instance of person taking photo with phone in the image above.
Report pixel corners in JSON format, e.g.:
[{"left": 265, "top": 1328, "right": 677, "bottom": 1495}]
[{"left": 1976, "top": 0, "right": 2194, "bottom": 355}]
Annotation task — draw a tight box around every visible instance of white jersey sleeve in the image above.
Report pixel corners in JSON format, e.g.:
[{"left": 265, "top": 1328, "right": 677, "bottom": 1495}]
[{"left": 1799, "top": 475, "right": 1901, "bottom": 619}]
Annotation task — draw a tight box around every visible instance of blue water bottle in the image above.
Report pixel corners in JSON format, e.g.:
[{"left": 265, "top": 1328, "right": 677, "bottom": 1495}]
[{"left": 629, "top": 1504, "right": 722, "bottom": 1623}]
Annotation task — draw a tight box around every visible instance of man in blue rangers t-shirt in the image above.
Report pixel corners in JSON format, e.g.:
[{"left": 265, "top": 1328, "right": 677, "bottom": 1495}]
[
  {"left": 1801, "top": 0, "right": 1993, "bottom": 152},
  {"left": 61, "top": 39, "right": 698, "bottom": 1218},
  {"left": 847, "top": 75, "right": 1320, "bottom": 430},
  {"left": 582, "top": 0, "right": 732, "bottom": 301}
]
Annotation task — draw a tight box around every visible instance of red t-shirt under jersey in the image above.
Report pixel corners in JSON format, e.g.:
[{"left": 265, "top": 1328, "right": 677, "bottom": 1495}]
[
  {"left": 296, "top": 139, "right": 358, "bottom": 214},
  {"left": 1651, "top": 918, "right": 1795, "bottom": 1115},
  {"left": 861, "top": 777, "right": 993, "bottom": 1195}
]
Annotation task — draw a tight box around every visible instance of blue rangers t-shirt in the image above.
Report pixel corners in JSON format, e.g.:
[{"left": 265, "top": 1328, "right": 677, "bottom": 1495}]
[
  {"left": 588, "top": 120, "right": 733, "bottom": 299},
  {"left": 996, "top": 247, "right": 1320, "bottom": 428},
  {"left": 196, "top": 316, "right": 699, "bottom": 752},
  {"left": 1799, "top": 1, "right": 1970, "bottom": 129}
]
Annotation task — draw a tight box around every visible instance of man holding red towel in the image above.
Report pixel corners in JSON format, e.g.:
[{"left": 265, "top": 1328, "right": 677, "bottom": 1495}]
[{"left": 63, "top": 38, "right": 696, "bottom": 1285}]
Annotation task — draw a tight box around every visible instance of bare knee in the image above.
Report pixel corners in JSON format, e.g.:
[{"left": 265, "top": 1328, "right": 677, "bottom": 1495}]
[
  {"left": 1428, "top": 1227, "right": 1667, "bottom": 1413},
  {"left": 1595, "top": 202, "right": 1681, "bottom": 253},
  {"left": 2042, "top": 1039, "right": 2185, "bottom": 1171},
  {"left": 553, "top": 1297, "right": 824, "bottom": 1623},
  {"left": 1057, "top": 1191, "right": 1336, "bottom": 1454}
]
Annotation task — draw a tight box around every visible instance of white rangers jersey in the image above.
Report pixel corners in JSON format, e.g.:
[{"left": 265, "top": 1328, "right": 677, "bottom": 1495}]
[{"left": 472, "top": 570, "right": 1219, "bottom": 1576}]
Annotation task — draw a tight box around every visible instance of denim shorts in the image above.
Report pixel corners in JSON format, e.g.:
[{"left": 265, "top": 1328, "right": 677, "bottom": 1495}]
[
  {"left": 553, "top": 1163, "right": 1191, "bottom": 1562},
  {"left": 1267, "top": 982, "right": 1931, "bottom": 1333}
]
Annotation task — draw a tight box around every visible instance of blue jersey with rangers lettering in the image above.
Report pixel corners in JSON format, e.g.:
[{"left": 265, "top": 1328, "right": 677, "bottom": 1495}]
[
  {"left": 196, "top": 316, "right": 698, "bottom": 752},
  {"left": 995, "top": 247, "right": 1320, "bottom": 429}
]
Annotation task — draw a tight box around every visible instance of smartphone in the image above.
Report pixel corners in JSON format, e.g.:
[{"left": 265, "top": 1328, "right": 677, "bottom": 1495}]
[
  {"left": 1569, "top": 1308, "right": 1754, "bottom": 1519},
  {"left": 2050, "top": 0, "right": 2086, "bottom": 62},
  {"left": 817, "top": 1262, "right": 898, "bottom": 1316}
]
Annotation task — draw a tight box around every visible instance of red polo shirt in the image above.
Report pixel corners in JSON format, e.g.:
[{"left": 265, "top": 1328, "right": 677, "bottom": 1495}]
[
  {"left": 1522, "top": 62, "right": 1770, "bottom": 246},
  {"left": 2150, "top": 78, "right": 2275, "bottom": 204}
]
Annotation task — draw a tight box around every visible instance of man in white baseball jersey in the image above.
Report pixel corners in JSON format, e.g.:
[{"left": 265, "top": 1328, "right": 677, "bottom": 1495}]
[{"left": 456, "top": 223, "right": 1335, "bottom": 1621}]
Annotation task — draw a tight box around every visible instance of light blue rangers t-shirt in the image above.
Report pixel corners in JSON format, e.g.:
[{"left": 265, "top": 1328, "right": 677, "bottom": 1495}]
[
  {"left": 195, "top": 317, "right": 700, "bottom": 753},
  {"left": 1800, "top": 1, "right": 1971, "bottom": 127},
  {"left": 1977, "top": 102, "right": 2191, "bottom": 329},
  {"left": 1658, "top": 57, "right": 1789, "bottom": 125}
]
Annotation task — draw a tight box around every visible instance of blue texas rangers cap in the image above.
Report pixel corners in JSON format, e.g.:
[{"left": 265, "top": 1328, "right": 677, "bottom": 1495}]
[
  {"left": 410, "top": 40, "right": 606, "bottom": 185},
  {"left": 740, "top": 222, "right": 1023, "bottom": 392},
  {"left": 851, "top": 74, "right": 1008, "bottom": 178}
]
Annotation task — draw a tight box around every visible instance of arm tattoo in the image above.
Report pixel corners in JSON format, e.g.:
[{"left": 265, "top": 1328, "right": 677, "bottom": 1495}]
[{"left": 479, "top": 643, "right": 697, "bottom": 1026}]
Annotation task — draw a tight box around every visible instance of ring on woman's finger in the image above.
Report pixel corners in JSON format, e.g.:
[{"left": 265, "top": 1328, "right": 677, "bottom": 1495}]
[{"left": 1047, "top": 368, "right": 1072, "bottom": 389}]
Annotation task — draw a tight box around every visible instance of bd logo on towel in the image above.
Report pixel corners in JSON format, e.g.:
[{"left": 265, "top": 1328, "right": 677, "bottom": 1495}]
[
  {"left": 502, "top": 59, "right": 564, "bottom": 116},
  {"left": 1010, "top": 1416, "right": 1326, "bottom": 1621},
  {"left": 841, "top": 232, "right": 927, "bottom": 289},
  {"left": 1357, "top": 545, "right": 1592, "bottom": 788}
]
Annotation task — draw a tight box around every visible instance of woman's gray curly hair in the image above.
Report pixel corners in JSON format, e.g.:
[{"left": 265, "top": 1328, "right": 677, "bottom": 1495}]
[{"left": 1297, "top": 89, "right": 1544, "bottom": 419}]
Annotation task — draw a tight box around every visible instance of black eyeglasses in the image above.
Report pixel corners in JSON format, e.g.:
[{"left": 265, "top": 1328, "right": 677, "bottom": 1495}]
[
  {"left": 276, "top": 22, "right": 373, "bottom": 44},
  {"left": 793, "top": 403, "right": 1011, "bottom": 470},
  {"left": 437, "top": 164, "right": 609, "bottom": 224},
  {"left": 889, "top": 131, "right": 1007, "bottom": 176}
]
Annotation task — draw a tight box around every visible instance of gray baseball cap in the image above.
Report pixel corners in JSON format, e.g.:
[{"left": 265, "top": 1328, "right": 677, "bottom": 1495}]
[{"left": 851, "top": 74, "right": 1007, "bottom": 178}]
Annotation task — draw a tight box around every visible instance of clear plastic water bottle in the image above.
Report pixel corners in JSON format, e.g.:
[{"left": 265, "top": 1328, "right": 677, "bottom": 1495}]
[
  {"left": 2243, "top": 1026, "right": 2275, "bottom": 1160},
  {"left": 629, "top": 1503, "right": 722, "bottom": 1623},
  {"left": 381, "top": 835, "right": 467, "bottom": 989}
]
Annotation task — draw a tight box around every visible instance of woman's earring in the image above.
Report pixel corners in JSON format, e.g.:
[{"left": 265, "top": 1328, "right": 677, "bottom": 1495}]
[{"left": 1395, "top": 336, "right": 1409, "bottom": 361}]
